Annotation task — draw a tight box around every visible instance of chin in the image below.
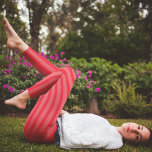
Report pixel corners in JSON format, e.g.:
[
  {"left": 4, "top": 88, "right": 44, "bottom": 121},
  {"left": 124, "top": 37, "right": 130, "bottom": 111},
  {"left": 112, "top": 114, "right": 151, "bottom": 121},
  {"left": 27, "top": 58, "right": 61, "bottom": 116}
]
[
  {"left": 122, "top": 123, "right": 129, "bottom": 128},
  {"left": 121, "top": 123, "right": 129, "bottom": 133}
]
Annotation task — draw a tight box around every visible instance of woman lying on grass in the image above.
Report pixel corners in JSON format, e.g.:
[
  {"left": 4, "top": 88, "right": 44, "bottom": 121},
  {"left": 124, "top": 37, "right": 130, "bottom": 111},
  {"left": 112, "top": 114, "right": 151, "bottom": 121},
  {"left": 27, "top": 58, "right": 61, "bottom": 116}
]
[{"left": 3, "top": 17, "right": 152, "bottom": 150}]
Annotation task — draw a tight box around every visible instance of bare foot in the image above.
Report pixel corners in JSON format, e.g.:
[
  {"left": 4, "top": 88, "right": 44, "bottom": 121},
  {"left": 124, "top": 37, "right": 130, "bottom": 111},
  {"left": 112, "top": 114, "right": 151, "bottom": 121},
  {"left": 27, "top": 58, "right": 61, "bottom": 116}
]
[
  {"left": 3, "top": 18, "right": 28, "bottom": 52},
  {"left": 4, "top": 90, "right": 30, "bottom": 110}
]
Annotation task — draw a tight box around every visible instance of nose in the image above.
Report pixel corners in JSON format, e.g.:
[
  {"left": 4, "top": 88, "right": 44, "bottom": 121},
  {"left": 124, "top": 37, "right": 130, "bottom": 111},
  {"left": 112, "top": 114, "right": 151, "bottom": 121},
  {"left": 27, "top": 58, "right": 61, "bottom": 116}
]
[{"left": 131, "top": 128, "right": 139, "bottom": 134}]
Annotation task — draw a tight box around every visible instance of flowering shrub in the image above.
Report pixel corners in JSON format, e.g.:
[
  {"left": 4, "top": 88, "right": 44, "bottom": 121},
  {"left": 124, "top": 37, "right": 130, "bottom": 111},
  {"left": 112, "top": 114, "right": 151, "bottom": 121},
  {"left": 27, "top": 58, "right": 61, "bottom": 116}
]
[
  {"left": 69, "top": 57, "right": 123, "bottom": 111},
  {"left": 0, "top": 50, "right": 100, "bottom": 112},
  {"left": 66, "top": 68, "right": 101, "bottom": 111}
]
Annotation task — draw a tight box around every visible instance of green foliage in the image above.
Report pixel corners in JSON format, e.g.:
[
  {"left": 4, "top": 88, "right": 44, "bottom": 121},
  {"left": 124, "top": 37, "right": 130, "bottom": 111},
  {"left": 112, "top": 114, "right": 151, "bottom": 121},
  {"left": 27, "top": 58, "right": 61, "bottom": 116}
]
[
  {"left": 57, "top": 0, "right": 152, "bottom": 65},
  {"left": 102, "top": 81, "right": 152, "bottom": 118},
  {"left": 0, "top": 55, "right": 9, "bottom": 69},
  {"left": 123, "top": 62, "right": 152, "bottom": 103}
]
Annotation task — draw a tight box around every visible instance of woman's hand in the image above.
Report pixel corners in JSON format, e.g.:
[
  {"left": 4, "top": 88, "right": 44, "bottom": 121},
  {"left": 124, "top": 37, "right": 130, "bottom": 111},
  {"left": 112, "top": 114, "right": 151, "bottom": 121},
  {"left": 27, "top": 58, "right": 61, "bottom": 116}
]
[{"left": 59, "top": 110, "right": 69, "bottom": 116}]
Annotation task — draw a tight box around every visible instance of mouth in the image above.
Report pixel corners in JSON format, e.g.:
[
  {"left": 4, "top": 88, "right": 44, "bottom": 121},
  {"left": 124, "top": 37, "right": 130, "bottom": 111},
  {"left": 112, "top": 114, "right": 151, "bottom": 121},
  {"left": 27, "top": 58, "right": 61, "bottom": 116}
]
[{"left": 127, "top": 124, "right": 130, "bottom": 132}]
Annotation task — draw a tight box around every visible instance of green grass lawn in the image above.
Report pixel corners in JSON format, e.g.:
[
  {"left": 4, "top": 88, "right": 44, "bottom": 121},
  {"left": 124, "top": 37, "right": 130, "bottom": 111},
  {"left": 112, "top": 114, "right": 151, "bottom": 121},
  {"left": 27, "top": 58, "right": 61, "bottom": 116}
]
[{"left": 0, "top": 116, "right": 152, "bottom": 152}]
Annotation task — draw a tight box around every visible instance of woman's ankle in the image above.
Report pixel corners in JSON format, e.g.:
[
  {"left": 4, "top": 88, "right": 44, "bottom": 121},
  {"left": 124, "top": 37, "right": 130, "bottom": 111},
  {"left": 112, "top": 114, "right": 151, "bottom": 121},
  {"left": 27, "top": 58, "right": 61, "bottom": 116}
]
[
  {"left": 19, "top": 90, "right": 31, "bottom": 102},
  {"left": 17, "top": 40, "right": 29, "bottom": 53}
]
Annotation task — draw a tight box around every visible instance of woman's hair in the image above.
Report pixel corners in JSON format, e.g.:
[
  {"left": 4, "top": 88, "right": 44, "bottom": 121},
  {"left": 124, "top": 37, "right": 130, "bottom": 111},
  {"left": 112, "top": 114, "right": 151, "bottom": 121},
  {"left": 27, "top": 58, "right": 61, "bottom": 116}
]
[
  {"left": 146, "top": 128, "right": 152, "bottom": 146},
  {"left": 123, "top": 127, "right": 152, "bottom": 146}
]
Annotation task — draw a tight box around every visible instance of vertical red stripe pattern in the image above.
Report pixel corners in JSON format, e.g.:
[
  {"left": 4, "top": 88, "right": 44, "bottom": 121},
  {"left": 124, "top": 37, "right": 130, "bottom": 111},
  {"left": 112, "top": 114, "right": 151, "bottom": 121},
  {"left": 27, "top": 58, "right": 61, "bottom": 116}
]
[
  {"left": 23, "top": 47, "right": 75, "bottom": 143},
  {"left": 23, "top": 47, "right": 59, "bottom": 76}
]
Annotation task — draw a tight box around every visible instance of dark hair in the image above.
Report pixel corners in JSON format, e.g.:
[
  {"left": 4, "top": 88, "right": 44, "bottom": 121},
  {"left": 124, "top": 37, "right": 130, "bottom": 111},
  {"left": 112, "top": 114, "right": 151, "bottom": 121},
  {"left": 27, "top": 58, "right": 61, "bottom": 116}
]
[{"left": 146, "top": 128, "right": 152, "bottom": 146}]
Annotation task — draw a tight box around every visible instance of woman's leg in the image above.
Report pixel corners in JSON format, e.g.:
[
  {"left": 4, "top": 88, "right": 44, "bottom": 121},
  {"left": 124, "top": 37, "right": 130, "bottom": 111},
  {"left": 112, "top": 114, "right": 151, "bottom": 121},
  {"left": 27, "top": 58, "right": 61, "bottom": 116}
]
[
  {"left": 3, "top": 18, "right": 58, "bottom": 76},
  {"left": 24, "top": 67, "right": 75, "bottom": 143},
  {"left": 23, "top": 47, "right": 59, "bottom": 76},
  {"left": 3, "top": 18, "right": 75, "bottom": 143}
]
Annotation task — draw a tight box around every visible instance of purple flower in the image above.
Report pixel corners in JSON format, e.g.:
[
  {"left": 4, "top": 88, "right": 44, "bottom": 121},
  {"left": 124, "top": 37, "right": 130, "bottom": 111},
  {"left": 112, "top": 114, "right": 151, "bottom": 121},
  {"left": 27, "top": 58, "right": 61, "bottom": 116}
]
[
  {"left": 50, "top": 56, "right": 54, "bottom": 60},
  {"left": 85, "top": 76, "right": 88, "bottom": 80},
  {"left": 28, "top": 63, "right": 32, "bottom": 68},
  {"left": 94, "top": 81, "right": 96, "bottom": 83},
  {"left": 59, "top": 64, "right": 62, "bottom": 67},
  {"left": 23, "top": 76, "right": 26, "bottom": 79},
  {"left": 87, "top": 70, "right": 92, "bottom": 74},
  {"left": 8, "top": 64, "right": 12, "bottom": 68},
  {"left": 63, "top": 58, "right": 67, "bottom": 62},
  {"left": 14, "top": 50, "right": 18, "bottom": 54},
  {"left": 76, "top": 72, "right": 81, "bottom": 78},
  {"left": 10, "top": 61, "right": 16, "bottom": 64},
  {"left": 22, "top": 57, "right": 26, "bottom": 61},
  {"left": 37, "top": 76, "right": 41, "bottom": 79},
  {"left": 9, "top": 87, "right": 15, "bottom": 93},
  {"left": 44, "top": 55, "right": 47, "bottom": 59},
  {"left": 3, "top": 84, "right": 9, "bottom": 89},
  {"left": 89, "top": 74, "right": 92, "bottom": 78},
  {"left": 87, "top": 84, "right": 91, "bottom": 88},
  {"left": 55, "top": 53, "right": 59, "bottom": 57},
  {"left": 2, "top": 69, "right": 10, "bottom": 74},
  {"left": 76, "top": 70, "right": 81, "bottom": 78},
  {"left": 76, "top": 70, "right": 80, "bottom": 73},
  {"left": 87, "top": 70, "right": 92, "bottom": 78},
  {"left": 2, "top": 70, "right": 7, "bottom": 74},
  {"left": 6, "top": 56, "right": 11, "bottom": 61},
  {"left": 96, "top": 88, "right": 101, "bottom": 93},
  {"left": 60, "top": 52, "right": 65, "bottom": 55},
  {"left": 19, "top": 90, "right": 24, "bottom": 94},
  {"left": 55, "top": 56, "right": 59, "bottom": 60},
  {"left": 7, "top": 69, "right": 10, "bottom": 72},
  {"left": 23, "top": 62, "right": 28, "bottom": 65},
  {"left": 40, "top": 52, "right": 44, "bottom": 56}
]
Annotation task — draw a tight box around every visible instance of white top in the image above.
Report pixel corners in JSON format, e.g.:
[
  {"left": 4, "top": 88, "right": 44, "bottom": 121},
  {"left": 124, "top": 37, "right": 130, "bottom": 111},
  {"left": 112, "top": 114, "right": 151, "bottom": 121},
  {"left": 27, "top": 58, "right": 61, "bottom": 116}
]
[{"left": 57, "top": 113, "right": 123, "bottom": 150}]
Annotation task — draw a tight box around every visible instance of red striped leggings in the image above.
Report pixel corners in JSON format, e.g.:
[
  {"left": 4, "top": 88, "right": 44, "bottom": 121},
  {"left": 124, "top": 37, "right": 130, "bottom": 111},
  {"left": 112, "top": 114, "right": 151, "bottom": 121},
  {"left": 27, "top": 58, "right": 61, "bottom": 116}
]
[{"left": 23, "top": 47, "right": 75, "bottom": 144}]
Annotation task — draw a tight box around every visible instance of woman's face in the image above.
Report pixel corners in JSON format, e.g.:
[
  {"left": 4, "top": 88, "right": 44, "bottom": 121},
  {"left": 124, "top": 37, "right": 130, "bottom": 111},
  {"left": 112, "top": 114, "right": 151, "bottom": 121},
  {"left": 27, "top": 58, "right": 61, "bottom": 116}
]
[{"left": 120, "top": 123, "right": 150, "bottom": 143}]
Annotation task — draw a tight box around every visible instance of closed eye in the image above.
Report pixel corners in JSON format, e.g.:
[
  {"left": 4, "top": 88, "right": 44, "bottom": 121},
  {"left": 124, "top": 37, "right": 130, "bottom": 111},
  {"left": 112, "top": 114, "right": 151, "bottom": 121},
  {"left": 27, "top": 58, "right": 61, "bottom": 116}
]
[{"left": 138, "top": 125, "right": 143, "bottom": 130}]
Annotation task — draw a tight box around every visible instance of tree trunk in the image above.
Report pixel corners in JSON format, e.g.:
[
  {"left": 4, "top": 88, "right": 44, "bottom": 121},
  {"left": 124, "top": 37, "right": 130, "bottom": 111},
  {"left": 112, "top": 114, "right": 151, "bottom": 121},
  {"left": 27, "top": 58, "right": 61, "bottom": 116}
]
[
  {"left": 86, "top": 98, "right": 101, "bottom": 115},
  {"left": 30, "top": 20, "right": 40, "bottom": 51},
  {"left": 26, "top": 0, "right": 54, "bottom": 51}
]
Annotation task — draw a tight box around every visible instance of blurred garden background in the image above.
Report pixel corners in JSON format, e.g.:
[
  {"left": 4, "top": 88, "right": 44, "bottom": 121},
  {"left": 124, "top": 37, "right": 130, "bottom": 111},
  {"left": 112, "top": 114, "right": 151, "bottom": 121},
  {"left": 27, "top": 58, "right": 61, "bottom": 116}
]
[
  {"left": 0, "top": 0, "right": 152, "bottom": 118},
  {"left": 0, "top": 0, "right": 152, "bottom": 151}
]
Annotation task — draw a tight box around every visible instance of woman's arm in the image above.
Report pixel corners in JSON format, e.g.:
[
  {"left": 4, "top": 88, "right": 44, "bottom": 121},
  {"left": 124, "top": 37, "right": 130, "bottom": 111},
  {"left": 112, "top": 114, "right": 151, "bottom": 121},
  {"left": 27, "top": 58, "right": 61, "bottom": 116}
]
[{"left": 59, "top": 110, "right": 69, "bottom": 116}]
